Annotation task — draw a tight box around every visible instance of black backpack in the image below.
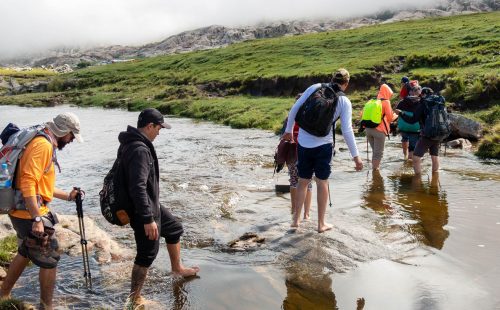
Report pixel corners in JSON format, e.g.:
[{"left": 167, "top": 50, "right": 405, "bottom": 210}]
[
  {"left": 295, "top": 83, "right": 344, "bottom": 137},
  {"left": 422, "top": 95, "right": 451, "bottom": 141},
  {"left": 99, "top": 142, "right": 139, "bottom": 226}
]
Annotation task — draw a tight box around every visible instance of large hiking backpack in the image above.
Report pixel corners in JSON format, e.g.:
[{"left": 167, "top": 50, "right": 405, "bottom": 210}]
[
  {"left": 359, "top": 99, "right": 383, "bottom": 129},
  {"left": 422, "top": 95, "right": 451, "bottom": 141},
  {"left": 295, "top": 83, "right": 344, "bottom": 137},
  {"left": 0, "top": 123, "right": 52, "bottom": 213}
]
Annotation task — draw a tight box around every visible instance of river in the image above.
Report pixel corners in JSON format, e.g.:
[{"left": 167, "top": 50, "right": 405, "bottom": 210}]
[{"left": 1, "top": 105, "right": 499, "bottom": 310}]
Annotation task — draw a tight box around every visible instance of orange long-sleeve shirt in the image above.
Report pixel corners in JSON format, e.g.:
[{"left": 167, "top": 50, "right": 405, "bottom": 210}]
[
  {"left": 10, "top": 136, "right": 55, "bottom": 219},
  {"left": 375, "top": 84, "right": 396, "bottom": 135}
]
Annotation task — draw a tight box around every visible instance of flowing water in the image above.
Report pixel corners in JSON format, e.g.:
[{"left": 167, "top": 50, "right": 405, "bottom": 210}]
[{"left": 1, "top": 105, "right": 499, "bottom": 310}]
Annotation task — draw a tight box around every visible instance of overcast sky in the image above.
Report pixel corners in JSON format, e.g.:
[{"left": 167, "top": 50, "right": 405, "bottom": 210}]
[{"left": 0, "top": 0, "right": 438, "bottom": 58}]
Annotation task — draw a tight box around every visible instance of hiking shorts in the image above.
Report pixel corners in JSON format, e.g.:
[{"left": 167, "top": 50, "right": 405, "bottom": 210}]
[
  {"left": 401, "top": 132, "right": 420, "bottom": 152},
  {"left": 131, "top": 205, "right": 184, "bottom": 268},
  {"left": 297, "top": 143, "right": 332, "bottom": 181},
  {"left": 286, "top": 162, "right": 313, "bottom": 190},
  {"left": 414, "top": 136, "right": 440, "bottom": 157},
  {"left": 9, "top": 212, "right": 58, "bottom": 253}
]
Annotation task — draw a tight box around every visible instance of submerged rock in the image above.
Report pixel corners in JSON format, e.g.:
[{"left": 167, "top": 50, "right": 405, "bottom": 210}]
[
  {"left": 227, "top": 232, "right": 265, "bottom": 252},
  {"left": 446, "top": 138, "right": 472, "bottom": 149}
]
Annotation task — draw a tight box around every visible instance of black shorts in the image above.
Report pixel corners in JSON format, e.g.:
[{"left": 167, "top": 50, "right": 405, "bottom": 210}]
[
  {"left": 130, "top": 205, "right": 184, "bottom": 267},
  {"left": 414, "top": 136, "right": 440, "bottom": 157},
  {"left": 9, "top": 212, "right": 58, "bottom": 249}
]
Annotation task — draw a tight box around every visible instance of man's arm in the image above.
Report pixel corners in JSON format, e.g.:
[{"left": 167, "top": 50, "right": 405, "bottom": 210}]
[
  {"left": 127, "top": 147, "right": 154, "bottom": 225},
  {"left": 283, "top": 84, "right": 321, "bottom": 138},
  {"left": 338, "top": 97, "right": 363, "bottom": 171}
]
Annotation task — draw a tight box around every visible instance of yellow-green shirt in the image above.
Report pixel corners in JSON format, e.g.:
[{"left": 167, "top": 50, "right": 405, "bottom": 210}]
[{"left": 10, "top": 136, "right": 55, "bottom": 219}]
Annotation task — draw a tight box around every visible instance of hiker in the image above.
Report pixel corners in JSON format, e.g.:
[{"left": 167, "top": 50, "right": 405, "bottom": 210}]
[
  {"left": 0, "top": 112, "right": 83, "bottom": 310},
  {"left": 395, "top": 87, "right": 447, "bottom": 174},
  {"left": 399, "top": 76, "right": 410, "bottom": 99},
  {"left": 395, "top": 84, "right": 422, "bottom": 160},
  {"left": 280, "top": 93, "right": 313, "bottom": 219},
  {"left": 282, "top": 68, "right": 363, "bottom": 233},
  {"left": 118, "top": 108, "right": 199, "bottom": 308},
  {"left": 364, "top": 84, "right": 396, "bottom": 170}
]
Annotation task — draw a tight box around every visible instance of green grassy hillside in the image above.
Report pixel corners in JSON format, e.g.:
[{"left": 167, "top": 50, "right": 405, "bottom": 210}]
[{"left": 1, "top": 12, "right": 499, "bottom": 157}]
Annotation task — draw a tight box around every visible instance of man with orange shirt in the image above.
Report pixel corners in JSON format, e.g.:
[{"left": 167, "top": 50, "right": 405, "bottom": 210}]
[{"left": 0, "top": 112, "right": 83, "bottom": 310}]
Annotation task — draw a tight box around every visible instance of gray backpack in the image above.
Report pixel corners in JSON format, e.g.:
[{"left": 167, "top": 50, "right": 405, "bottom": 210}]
[{"left": 0, "top": 123, "right": 54, "bottom": 213}]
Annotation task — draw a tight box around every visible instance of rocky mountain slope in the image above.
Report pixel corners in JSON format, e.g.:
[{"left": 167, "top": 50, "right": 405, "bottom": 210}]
[{"left": 0, "top": 0, "right": 496, "bottom": 68}]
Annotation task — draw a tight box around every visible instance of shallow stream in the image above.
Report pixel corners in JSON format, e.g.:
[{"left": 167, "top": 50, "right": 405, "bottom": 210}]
[{"left": 1, "top": 105, "right": 499, "bottom": 309}]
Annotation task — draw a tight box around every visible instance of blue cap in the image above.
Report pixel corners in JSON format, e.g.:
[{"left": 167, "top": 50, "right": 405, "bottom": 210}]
[{"left": 401, "top": 76, "right": 410, "bottom": 84}]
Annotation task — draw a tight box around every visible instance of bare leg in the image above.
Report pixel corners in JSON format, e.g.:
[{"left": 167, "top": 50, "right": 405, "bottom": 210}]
[
  {"left": 0, "top": 253, "right": 30, "bottom": 298},
  {"left": 167, "top": 243, "right": 199, "bottom": 278},
  {"left": 316, "top": 179, "right": 332, "bottom": 233},
  {"left": 39, "top": 267, "right": 57, "bottom": 310},
  {"left": 371, "top": 159, "right": 381, "bottom": 171},
  {"left": 290, "top": 187, "right": 297, "bottom": 215},
  {"left": 130, "top": 264, "right": 148, "bottom": 301},
  {"left": 402, "top": 142, "right": 409, "bottom": 160},
  {"left": 303, "top": 188, "right": 312, "bottom": 220},
  {"left": 291, "top": 178, "right": 310, "bottom": 228},
  {"left": 413, "top": 155, "right": 422, "bottom": 175},
  {"left": 408, "top": 151, "right": 413, "bottom": 160},
  {"left": 431, "top": 155, "right": 439, "bottom": 172}
]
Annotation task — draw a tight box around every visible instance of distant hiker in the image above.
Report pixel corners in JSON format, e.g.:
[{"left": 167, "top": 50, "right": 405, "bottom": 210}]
[
  {"left": 0, "top": 113, "right": 84, "bottom": 310},
  {"left": 117, "top": 108, "right": 199, "bottom": 308},
  {"left": 399, "top": 76, "right": 410, "bottom": 99},
  {"left": 282, "top": 68, "right": 363, "bottom": 233},
  {"left": 396, "top": 88, "right": 450, "bottom": 174},
  {"left": 280, "top": 93, "right": 313, "bottom": 219},
  {"left": 362, "top": 84, "right": 396, "bottom": 170},
  {"left": 396, "top": 85, "right": 423, "bottom": 160}
]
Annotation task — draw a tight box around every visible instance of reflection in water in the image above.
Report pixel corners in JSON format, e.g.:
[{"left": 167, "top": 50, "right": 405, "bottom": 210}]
[
  {"left": 393, "top": 172, "right": 449, "bottom": 250},
  {"left": 362, "top": 170, "right": 391, "bottom": 214},
  {"left": 282, "top": 262, "right": 337, "bottom": 310}
]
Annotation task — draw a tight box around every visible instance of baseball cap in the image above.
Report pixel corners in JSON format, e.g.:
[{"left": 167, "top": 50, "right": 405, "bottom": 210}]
[
  {"left": 332, "top": 68, "right": 350, "bottom": 84},
  {"left": 137, "top": 108, "right": 172, "bottom": 129},
  {"left": 46, "top": 112, "right": 83, "bottom": 142},
  {"left": 401, "top": 76, "right": 410, "bottom": 84}
]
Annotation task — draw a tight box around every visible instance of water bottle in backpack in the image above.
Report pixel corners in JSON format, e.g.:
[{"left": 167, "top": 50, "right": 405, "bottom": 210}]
[{"left": 0, "top": 163, "right": 15, "bottom": 213}]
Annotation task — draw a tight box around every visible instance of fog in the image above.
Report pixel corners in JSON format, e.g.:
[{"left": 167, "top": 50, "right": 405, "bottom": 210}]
[{"left": 0, "top": 0, "right": 438, "bottom": 58}]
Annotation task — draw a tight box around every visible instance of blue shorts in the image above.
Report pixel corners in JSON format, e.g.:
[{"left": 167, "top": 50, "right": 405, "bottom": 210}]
[
  {"left": 401, "top": 132, "right": 420, "bottom": 152},
  {"left": 297, "top": 143, "right": 332, "bottom": 180}
]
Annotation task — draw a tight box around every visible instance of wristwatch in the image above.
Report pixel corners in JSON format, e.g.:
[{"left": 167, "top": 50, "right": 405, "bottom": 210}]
[{"left": 31, "top": 216, "right": 42, "bottom": 223}]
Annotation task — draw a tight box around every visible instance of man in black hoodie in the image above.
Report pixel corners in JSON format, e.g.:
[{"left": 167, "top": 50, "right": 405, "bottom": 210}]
[{"left": 118, "top": 108, "right": 199, "bottom": 308}]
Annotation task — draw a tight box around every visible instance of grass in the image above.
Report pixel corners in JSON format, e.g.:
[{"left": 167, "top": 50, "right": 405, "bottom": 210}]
[
  {"left": 0, "top": 235, "right": 18, "bottom": 265},
  {"left": 0, "top": 298, "right": 33, "bottom": 310},
  {"left": 0, "top": 12, "right": 499, "bottom": 157}
]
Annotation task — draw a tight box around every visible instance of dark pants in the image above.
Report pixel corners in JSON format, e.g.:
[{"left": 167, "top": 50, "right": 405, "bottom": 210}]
[{"left": 130, "top": 205, "right": 184, "bottom": 268}]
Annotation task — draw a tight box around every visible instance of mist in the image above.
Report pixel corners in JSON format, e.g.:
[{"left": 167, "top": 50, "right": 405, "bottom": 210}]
[{"left": 0, "top": 0, "right": 438, "bottom": 58}]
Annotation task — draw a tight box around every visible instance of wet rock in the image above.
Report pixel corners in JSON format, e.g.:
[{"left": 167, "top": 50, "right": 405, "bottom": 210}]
[
  {"left": 449, "top": 113, "right": 482, "bottom": 140},
  {"left": 53, "top": 64, "right": 73, "bottom": 73},
  {"left": 446, "top": 138, "right": 472, "bottom": 149},
  {"left": 227, "top": 232, "right": 265, "bottom": 251},
  {"left": 0, "top": 267, "right": 6, "bottom": 279}
]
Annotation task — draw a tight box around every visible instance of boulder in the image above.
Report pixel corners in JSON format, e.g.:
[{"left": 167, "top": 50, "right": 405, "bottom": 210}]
[
  {"left": 448, "top": 113, "right": 482, "bottom": 140},
  {"left": 446, "top": 138, "right": 472, "bottom": 149},
  {"left": 227, "top": 232, "right": 265, "bottom": 252}
]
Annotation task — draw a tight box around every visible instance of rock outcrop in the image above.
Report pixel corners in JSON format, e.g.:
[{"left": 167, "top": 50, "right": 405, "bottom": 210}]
[{"left": 449, "top": 113, "right": 483, "bottom": 140}]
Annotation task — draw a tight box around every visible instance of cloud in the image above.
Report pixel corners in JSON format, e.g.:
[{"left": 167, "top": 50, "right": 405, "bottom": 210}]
[{"left": 0, "top": 0, "right": 437, "bottom": 58}]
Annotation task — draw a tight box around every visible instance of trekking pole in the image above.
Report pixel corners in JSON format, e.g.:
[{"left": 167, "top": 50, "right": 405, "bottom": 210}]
[
  {"left": 327, "top": 180, "right": 333, "bottom": 208},
  {"left": 75, "top": 187, "right": 92, "bottom": 289}
]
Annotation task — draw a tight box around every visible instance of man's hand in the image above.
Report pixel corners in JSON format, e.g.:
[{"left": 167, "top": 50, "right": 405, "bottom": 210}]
[
  {"left": 32, "top": 221, "right": 44, "bottom": 233},
  {"left": 394, "top": 109, "right": 402, "bottom": 115},
  {"left": 353, "top": 156, "right": 363, "bottom": 171},
  {"left": 68, "top": 188, "right": 79, "bottom": 201},
  {"left": 144, "top": 222, "right": 159, "bottom": 240},
  {"left": 281, "top": 132, "right": 293, "bottom": 142}
]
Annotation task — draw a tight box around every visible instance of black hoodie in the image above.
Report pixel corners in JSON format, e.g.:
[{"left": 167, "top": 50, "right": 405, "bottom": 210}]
[{"left": 117, "top": 126, "right": 160, "bottom": 225}]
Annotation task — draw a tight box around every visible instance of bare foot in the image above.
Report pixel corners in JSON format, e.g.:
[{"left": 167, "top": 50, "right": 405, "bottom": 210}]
[
  {"left": 357, "top": 297, "right": 365, "bottom": 310},
  {"left": 303, "top": 214, "right": 310, "bottom": 221},
  {"left": 318, "top": 223, "right": 332, "bottom": 233},
  {"left": 172, "top": 266, "right": 200, "bottom": 278}
]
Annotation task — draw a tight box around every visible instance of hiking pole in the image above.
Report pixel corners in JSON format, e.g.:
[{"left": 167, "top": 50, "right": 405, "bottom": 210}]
[
  {"left": 327, "top": 180, "right": 333, "bottom": 208},
  {"left": 75, "top": 187, "right": 92, "bottom": 289}
]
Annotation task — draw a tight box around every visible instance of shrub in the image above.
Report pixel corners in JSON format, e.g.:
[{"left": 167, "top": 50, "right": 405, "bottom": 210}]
[
  {"left": 405, "top": 54, "right": 461, "bottom": 69},
  {"left": 0, "top": 235, "right": 18, "bottom": 264},
  {"left": 476, "top": 124, "right": 500, "bottom": 159}
]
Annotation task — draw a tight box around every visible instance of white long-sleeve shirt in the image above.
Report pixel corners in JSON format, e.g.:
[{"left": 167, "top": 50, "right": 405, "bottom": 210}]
[{"left": 285, "top": 83, "right": 359, "bottom": 158}]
